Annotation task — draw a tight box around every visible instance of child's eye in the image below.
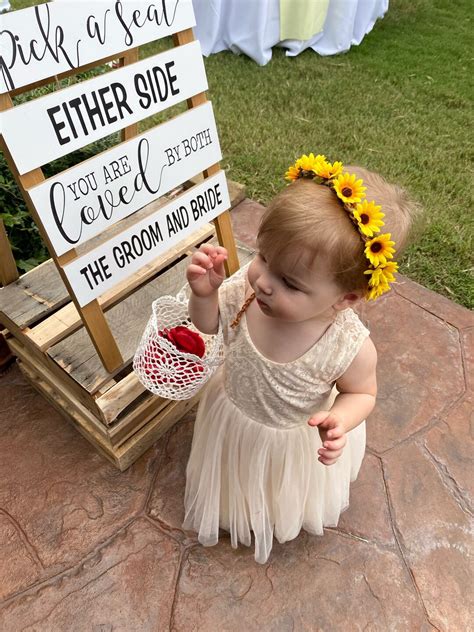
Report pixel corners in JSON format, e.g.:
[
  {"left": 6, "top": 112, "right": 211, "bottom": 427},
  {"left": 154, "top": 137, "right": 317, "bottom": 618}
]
[
  {"left": 282, "top": 277, "right": 299, "bottom": 290},
  {"left": 258, "top": 253, "right": 267, "bottom": 263}
]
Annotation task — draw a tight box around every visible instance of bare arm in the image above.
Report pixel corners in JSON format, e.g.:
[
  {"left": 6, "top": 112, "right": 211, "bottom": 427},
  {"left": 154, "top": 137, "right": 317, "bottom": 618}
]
[
  {"left": 186, "top": 244, "right": 228, "bottom": 335},
  {"left": 308, "top": 336, "right": 377, "bottom": 465},
  {"left": 332, "top": 336, "right": 378, "bottom": 433}
]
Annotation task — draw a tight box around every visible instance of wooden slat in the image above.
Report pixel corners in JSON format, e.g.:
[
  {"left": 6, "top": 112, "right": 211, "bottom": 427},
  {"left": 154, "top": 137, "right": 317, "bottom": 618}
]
[
  {"left": 107, "top": 392, "right": 169, "bottom": 443},
  {"left": 12, "top": 335, "right": 169, "bottom": 448},
  {"left": 96, "top": 371, "right": 152, "bottom": 426},
  {"left": 10, "top": 328, "right": 166, "bottom": 445},
  {"left": 15, "top": 351, "right": 110, "bottom": 440},
  {"left": 81, "top": 301, "right": 124, "bottom": 369},
  {"left": 17, "top": 360, "right": 123, "bottom": 468},
  {"left": 0, "top": 258, "right": 68, "bottom": 328},
  {"left": 111, "top": 395, "right": 201, "bottom": 471}
]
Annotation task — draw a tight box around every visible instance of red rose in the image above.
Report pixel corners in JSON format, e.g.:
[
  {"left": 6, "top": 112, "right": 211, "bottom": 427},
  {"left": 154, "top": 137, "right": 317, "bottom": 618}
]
[
  {"left": 161, "top": 326, "right": 205, "bottom": 358},
  {"left": 141, "top": 326, "right": 205, "bottom": 388}
]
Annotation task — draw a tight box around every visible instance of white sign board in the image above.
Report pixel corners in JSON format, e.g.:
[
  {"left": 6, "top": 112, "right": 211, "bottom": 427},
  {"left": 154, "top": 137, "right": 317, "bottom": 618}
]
[
  {"left": 29, "top": 101, "right": 221, "bottom": 255},
  {"left": 2, "top": 40, "right": 207, "bottom": 175},
  {"left": 63, "top": 170, "right": 230, "bottom": 306},
  {"left": 0, "top": 0, "right": 196, "bottom": 94}
]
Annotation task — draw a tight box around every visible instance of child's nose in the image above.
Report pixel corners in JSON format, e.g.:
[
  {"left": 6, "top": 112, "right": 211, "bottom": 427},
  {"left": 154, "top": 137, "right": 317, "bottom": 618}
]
[{"left": 256, "top": 274, "right": 273, "bottom": 295}]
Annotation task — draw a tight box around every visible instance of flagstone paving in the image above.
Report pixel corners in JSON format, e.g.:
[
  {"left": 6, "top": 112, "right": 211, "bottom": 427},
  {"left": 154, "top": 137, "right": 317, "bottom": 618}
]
[{"left": 0, "top": 199, "right": 472, "bottom": 631}]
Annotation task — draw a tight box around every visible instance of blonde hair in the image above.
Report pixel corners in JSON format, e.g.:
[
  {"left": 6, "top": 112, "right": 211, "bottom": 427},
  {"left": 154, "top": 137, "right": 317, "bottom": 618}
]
[{"left": 258, "top": 168, "right": 419, "bottom": 293}]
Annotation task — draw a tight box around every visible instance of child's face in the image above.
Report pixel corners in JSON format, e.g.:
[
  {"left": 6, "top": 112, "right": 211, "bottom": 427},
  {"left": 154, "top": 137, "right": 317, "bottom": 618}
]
[{"left": 247, "top": 246, "right": 349, "bottom": 323}]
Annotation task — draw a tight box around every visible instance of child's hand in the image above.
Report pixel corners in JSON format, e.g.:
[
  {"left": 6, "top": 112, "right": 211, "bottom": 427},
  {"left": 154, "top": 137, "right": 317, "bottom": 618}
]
[
  {"left": 308, "top": 411, "right": 347, "bottom": 466},
  {"left": 186, "top": 244, "right": 228, "bottom": 298}
]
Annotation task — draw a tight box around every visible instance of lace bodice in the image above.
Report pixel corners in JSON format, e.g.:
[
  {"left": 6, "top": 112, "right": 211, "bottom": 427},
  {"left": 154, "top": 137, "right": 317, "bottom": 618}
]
[{"left": 218, "top": 265, "right": 370, "bottom": 429}]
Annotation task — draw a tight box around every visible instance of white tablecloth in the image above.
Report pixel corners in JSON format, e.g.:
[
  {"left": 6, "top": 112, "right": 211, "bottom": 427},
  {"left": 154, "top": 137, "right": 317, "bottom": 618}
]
[{"left": 192, "top": 0, "right": 389, "bottom": 66}]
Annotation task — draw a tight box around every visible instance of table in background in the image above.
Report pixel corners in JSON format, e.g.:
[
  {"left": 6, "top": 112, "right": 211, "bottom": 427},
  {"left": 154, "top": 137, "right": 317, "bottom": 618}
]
[{"left": 192, "top": 0, "right": 389, "bottom": 66}]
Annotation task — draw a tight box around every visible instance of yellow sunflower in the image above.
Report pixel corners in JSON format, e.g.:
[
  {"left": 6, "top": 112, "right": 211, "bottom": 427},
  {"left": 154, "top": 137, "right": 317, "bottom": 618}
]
[
  {"left": 285, "top": 164, "right": 301, "bottom": 181},
  {"left": 365, "top": 233, "right": 396, "bottom": 267},
  {"left": 285, "top": 153, "right": 326, "bottom": 181},
  {"left": 366, "top": 280, "right": 391, "bottom": 301},
  {"left": 379, "top": 260, "right": 399, "bottom": 283},
  {"left": 364, "top": 261, "right": 398, "bottom": 286},
  {"left": 364, "top": 266, "right": 385, "bottom": 288},
  {"left": 314, "top": 160, "right": 344, "bottom": 180},
  {"left": 333, "top": 172, "right": 367, "bottom": 204},
  {"left": 298, "top": 153, "right": 327, "bottom": 173},
  {"left": 353, "top": 200, "right": 385, "bottom": 237}
]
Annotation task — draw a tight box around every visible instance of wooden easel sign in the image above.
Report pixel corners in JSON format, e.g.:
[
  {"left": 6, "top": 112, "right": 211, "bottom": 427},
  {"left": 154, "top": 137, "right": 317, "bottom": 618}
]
[{"left": 0, "top": 0, "right": 239, "bottom": 374}]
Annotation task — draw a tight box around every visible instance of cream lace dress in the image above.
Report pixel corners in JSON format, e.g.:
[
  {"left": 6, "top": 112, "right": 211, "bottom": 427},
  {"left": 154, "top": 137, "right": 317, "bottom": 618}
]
[{"left": 183, "top": 265, "right": 370, "bottom": 564}]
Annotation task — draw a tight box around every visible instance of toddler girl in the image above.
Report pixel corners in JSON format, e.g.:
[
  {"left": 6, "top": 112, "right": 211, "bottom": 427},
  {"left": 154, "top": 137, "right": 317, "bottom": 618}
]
[{"left": 183, "top": 154, "right": 416, "bottom": 563}]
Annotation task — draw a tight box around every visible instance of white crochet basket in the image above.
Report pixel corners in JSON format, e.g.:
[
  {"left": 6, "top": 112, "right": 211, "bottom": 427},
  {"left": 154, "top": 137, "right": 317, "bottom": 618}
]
[{"left": 133, "top": 290, "right": 224, "bottom": 400}]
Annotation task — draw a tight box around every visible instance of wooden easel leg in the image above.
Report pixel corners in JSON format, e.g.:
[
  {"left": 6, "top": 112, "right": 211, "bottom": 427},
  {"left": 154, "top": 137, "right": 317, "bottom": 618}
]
[
  {"left": 78, "top": 301, "right": 124, "bottom": 373},
  {"left": 0, "top": 219, "right": 19, "bottom": 285},
  {"left": 213, "top": 211, "right": 240, "bottom": 276}
]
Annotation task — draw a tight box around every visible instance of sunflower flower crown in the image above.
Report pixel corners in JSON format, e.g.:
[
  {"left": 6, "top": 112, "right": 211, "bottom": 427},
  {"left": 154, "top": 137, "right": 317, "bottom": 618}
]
[{"left": 285, "top": 153, "right": 398, "bottom": 301}]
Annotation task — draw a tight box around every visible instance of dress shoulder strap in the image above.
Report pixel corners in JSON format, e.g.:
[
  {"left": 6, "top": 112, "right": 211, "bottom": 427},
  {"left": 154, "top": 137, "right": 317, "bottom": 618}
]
[{"left": 317, "top": 308, "right": 370, "bottom": 383}]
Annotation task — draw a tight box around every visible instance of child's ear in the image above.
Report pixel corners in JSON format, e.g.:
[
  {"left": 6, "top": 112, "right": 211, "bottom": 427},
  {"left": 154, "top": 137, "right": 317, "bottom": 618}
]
[{"left": 333, "top": 291, "right": 364, "bottom": 311}]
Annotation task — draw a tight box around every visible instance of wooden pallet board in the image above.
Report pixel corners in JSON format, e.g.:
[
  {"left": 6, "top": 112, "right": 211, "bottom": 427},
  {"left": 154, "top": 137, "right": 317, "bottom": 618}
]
[{"left": 0, "top": 258, "right": 70, "bottom": 328}]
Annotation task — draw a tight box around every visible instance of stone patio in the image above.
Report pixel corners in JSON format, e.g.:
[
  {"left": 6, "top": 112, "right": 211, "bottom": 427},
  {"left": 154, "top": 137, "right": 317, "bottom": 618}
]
[{"left": 0, "top": 199, "right": 472, "bottom": 631}]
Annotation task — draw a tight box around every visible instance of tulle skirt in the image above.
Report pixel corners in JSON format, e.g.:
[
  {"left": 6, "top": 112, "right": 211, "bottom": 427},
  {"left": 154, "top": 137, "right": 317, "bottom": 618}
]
[{"left": 183, "top": 368, "right": 366, "bottom": 564}]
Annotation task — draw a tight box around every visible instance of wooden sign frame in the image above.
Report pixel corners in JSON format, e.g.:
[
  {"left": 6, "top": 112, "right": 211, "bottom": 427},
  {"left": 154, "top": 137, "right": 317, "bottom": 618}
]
[{"left": 0, "top": 5, "right": 239, "bottom": 375}]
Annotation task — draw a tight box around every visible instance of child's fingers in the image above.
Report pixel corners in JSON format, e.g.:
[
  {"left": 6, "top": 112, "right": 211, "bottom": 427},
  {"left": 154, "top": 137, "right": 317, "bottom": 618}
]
[
  {"left": 308, "top": 411, "right": 343, "bottom": 437},
  {"left": 199, "top": 244, "right": 227, "bottom": 259},
  {"left": 197, "top": 246, "right": 215, "bottom": 262},
  {"left": 186, "top": 263, "right": 208, "bottom": 279},
  {"left": 318, "top": 445, "right": 343, "bottom": 458},
  {"left": 323, "top": 436, "right": 346, "bottom": 451},
  {"left": 318, "top": 453, "right": 341, "bottom": 466},
  {"left": 212, "top": 245, "right": 228, "bottom": 257},
  {"left": 325, "top": 426, "right": 345, "bottom": 441},
  {"left": 212, "top": 252, "right": 228, "bottom": 276},
  {"left": 191, "top": 251, "right": 213, "bottom": 269}
]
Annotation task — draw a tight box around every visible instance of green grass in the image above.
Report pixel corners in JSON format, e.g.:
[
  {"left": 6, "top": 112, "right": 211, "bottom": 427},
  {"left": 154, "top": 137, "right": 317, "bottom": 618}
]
[{"left": 8, "top": 0, "right": 474, "bottom": 307}]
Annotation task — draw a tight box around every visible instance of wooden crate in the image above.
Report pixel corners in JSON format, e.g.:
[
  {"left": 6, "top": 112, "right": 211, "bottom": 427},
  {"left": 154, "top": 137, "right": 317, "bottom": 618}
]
[{"left": 0, "top": 186, "right": 251, "bottom": 471}]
